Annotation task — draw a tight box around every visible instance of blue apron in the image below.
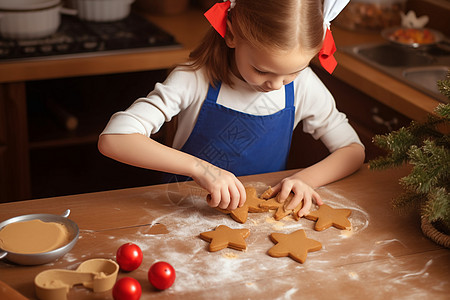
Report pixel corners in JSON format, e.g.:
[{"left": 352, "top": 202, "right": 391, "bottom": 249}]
[{"left": 168, "top": 81, "right": 295, "bottom": 182}]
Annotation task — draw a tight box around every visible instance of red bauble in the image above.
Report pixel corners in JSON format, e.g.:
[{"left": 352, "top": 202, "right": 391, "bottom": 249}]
[
  {"left": 148, "top": 261, "right": 176, "bottom": 290},
  {"left": 116, "top": 243, "right": 143, "bottom": 272},
  {"left": 112, "top": 277, "right": 142, "bottom": 300}
]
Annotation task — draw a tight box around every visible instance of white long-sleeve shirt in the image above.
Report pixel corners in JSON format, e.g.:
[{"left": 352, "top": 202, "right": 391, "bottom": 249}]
[{"left": 101, "top": 66, "right": 363, "bottom": 152}]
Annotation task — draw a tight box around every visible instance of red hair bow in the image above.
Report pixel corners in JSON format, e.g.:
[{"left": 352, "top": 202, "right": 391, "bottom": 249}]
[
  {"left": 205, "top": 1, "right": 338, "bottom": 74},
  {"left": 319, "top": 29, "right": 337, "bottom": 74},
  {"left": 204, "top": 1, "right": 231, "bottom": 38}
]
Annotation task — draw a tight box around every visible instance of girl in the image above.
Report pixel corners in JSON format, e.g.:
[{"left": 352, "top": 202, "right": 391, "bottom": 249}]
[{"left": 98, "top": 0, "right": 365, "bottom": 218}]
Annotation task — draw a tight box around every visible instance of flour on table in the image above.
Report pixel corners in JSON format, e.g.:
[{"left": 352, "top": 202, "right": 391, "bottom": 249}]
[
  {"left": 53, "top": 182, "right": 447, "bottom": 298},
  {"left": 105, "top": 183, "right": 372, "bottom": 293}
]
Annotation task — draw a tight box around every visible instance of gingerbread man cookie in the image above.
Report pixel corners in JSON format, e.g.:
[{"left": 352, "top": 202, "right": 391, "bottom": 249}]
[
  {"left": 214, "top": 187, "right": 268, "bottom": 223},
  {"left": 305, "top": 204, "right": 352, "bottom": 231},
  {"left": 200, "top": 225, "right": 250, "bottom": 252},
  {"left": 268, "top": 229, "right": 322, "bottom": 263}
]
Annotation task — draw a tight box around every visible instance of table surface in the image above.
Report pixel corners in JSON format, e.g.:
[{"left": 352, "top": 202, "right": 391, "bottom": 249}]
[{"left": 0, "top": 165, "right": 449, "bottom": 299}]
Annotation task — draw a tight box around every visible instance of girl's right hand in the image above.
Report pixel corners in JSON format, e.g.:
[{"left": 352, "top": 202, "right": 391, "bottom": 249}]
[{"left": 191, "top": 160, "right": 246, "bottom": 211}]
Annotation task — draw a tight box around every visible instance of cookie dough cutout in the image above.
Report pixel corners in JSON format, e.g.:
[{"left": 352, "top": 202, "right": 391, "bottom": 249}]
[
  {"left": 214, "top": 187, "right": 268, "bottom": 223},
  {"left": 260, "top": 187, "right": 275, "bottom": 199},
  {"left": 199, "top": 225, "right": 250, "bottom": 252},
  {"left": 274, "top": 194, "right": 303, "bottom": 221},
  {"left": 305, "top": 204, "right": 352, "bottom": 231},
  {"left": 0, "top": 219, "right": 70, "bottom": 254},
  {"left": 260, "top": 189, "right": 303, "bottom": 221},
  {"left": 268, "top": 229, "right": 322, "bottom": 263}
]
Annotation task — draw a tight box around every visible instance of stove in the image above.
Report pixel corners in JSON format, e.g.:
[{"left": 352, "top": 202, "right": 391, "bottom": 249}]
[{"left": 0, "top": 13, "right": 181, "bottom": 62}]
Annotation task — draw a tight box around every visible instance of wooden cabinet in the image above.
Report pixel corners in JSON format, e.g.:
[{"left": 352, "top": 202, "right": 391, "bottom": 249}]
[
  {"left": 0, "top": 70, "right": 180, "bottom": 202},
  {"left": 287, "top": 65, "right": 412, "bottom": 169},
  {"left": 24, "top": 70, "right": 179, "bottom": 200},
  {"left": 0, "top": 83, "right": 30, "bottom": 201}
]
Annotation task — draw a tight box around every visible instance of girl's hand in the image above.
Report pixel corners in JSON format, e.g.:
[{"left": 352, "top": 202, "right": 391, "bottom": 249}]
[
  {"left": 191, "top": 160, "right": 246, "bottom": 211},
  {"left": 270, "top": 176, "right": 323, "bottom": 218}
]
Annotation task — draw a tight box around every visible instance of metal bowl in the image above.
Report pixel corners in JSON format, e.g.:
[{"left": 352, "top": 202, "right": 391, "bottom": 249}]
[
  {"left": 381, "top": 27, "right": 445, "bottom": 49},
  {"left": 0, "top": 209, "right": 79, "bottom": 265}
]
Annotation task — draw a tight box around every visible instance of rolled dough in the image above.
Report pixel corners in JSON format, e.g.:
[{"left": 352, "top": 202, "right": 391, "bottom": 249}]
[{"left": 0, "top": 219, "right": 70, "bottom": 254}]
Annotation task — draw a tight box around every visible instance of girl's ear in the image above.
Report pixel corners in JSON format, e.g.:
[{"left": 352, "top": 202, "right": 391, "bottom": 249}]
[{"left": 224, "top": 20, "right": 237, "bottom": 48}]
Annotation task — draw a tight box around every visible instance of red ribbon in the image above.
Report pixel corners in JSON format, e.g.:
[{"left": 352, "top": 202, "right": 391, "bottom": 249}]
[
  {"left": 204, "top": 1, "right": 231, "bottom": 38},
  {"left": 206, "top": 2, "right": 338, "bottom": 74},
  {"left": 319, "top": 28, "right": 337, "bottom": 74}
]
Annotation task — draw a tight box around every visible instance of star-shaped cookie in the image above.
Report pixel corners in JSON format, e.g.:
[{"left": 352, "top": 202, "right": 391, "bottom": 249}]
[
  {"left": 199, "top": 225, "right": 250, "bottom": 252},
  {"left": 305, "top": 204, "right": 352, "bottom": 231},
  {"left": 260, "top": 190, "right": 302, "bottom": 221},
  {"left": 268, "top": 229, "right": 322, "bottom": 263},
  {"left": 215, "top": 187, "right": 268, "bottom": 223}
]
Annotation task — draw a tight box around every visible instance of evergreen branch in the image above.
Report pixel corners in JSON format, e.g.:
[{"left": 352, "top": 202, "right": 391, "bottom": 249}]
[
  {"left": 422, "top": 187, "right": 450, "bottom": 231},
  {"left": 369, "top": 96, "right": 450, "bottom": 232},
  {"left": 391, "top": 189, "right": 425, "bottom": 215},
  {"left": 370, "top": 128, "right": 416, "bottom": 169},
  {"left": 401, "top": 140, "right": 450, "bottom": 194},
  {"left": 434, "top": 102, "right": 450, "bottom": 119},
  {"left": 437, "top": 71, "right": 450, "bottom": 100}
]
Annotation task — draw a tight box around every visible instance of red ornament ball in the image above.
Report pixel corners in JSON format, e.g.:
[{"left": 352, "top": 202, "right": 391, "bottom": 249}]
[
  {"left": 116, "top": 243, "right": 143, "bottom": 272},
  {"left": 148, "top": 261, "right": 176, "bottom": 290},
  {"left": 112, "top": 277, "right": 142, "bottom": 300}
]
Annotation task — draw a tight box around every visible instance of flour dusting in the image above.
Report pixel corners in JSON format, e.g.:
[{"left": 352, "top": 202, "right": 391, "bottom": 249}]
[
  {"left": 52, "top": 182, "right": 448, "bottom": 299},
  {"left": 105, "top": 183, "right": 373, "bottom": 294}
]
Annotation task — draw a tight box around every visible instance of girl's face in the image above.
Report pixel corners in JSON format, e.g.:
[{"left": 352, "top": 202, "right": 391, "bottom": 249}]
[{"left": 226, "top": 29, "right": 314, "bottom": 92}]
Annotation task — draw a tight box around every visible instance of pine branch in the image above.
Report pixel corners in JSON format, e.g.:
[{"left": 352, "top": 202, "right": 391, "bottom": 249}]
[
  {"left": 437, "top": 71, "right": 450, "bottom": 100},
  {"left": 401, "top": 140, "right": 450, "bottom": 194},
  {"left": 434, "top": 102, "right": 450, "bottom": 119},
  {"left": 369, "top": 93, "right": 450, "bottom": 232},
  {"left": 370, "top": 104, "right": 449, "bottom": 170},
  {"left": 391, "top": 189, "right": 425, "bottom": 215},
  {"left": 422, "top": 187, "right": 450, "bottom": 231},
  {"left": 370, "top": 128, "right": 416, "bottom": 169}
]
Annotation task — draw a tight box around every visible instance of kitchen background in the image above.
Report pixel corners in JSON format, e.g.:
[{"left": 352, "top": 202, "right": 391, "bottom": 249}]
[{"left": 0, "top": 0, "right": 449, "bottom": 202}]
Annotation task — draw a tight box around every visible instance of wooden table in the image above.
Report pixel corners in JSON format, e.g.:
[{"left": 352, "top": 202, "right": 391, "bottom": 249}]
[{"left": 0, "top": 165, "right": 448, "bottom": 299}]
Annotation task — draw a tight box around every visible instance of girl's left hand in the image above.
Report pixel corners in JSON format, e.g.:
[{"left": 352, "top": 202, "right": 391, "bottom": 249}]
[{"left": 269, "top": 176, "right": 323, "bottom": 218}]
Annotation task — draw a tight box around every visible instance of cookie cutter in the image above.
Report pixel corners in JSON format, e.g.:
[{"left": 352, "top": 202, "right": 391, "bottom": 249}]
[{"left": 34, "top": 258, "right": 119, "bottom": 300}]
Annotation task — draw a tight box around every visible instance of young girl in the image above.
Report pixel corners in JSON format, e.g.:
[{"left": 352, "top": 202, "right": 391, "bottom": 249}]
[{"left": 98, "top": 0, "right": 365, "bottom": 218}]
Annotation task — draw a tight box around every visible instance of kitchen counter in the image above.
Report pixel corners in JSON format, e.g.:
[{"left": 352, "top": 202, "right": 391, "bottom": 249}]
[
  {"left": 0, "top": 9, "right": 206, "bottom": 83},
  {"left": 0, "top": 8, "right": 442, "bottom": 202},
  {"left": 330, "top": 28, "right": 442, "bottom": 122},
  {"left": 0, "top": 165, "right": 448, "bottom": 299}
]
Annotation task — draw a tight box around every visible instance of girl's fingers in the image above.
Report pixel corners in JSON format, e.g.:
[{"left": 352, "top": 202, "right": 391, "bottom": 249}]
[
  {"left": 270, "top": 182, "right": 282, "bottom": 197},
  {"left": 297, "top": 195, "right": 312, "bottom": 218},
  {"left": 227, "top": 185, "right": 240, "bottom": 210},
  {"left": 285, "top": 192, "right": 303, "bottom": 210},
  {"left": 297, "top": 190, "right": 323, "bottom": 218},
  {"left": 218, "top": 187, "right": 231, "bottom": 210},
  {"left": 313, "top": 190, "right": 323, "bottom": 206},
  {"left": 236, "top": 179, "right": 247, "bottom": 208},
  {"left": 277, "top": 186, "right": 293, "bottom": 204},
  {"left": 206, "top": 192, "right": 220, "bottom": 208}
]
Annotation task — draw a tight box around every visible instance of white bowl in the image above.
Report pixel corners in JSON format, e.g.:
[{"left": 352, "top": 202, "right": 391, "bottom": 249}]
[
  {"left": 0, "top": 0, "right": 60, "bottom": 11},
  {"left": 0, "top": 4, "right": 61, "bottom": 40},
  {"left": 75, "top": 0, "right": 135, "bottom": 22}
]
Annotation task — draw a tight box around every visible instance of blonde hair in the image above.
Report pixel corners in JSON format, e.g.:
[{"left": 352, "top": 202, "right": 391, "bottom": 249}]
[{"left": 189, "top": 0, "right": 324, "bottom": 86}]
